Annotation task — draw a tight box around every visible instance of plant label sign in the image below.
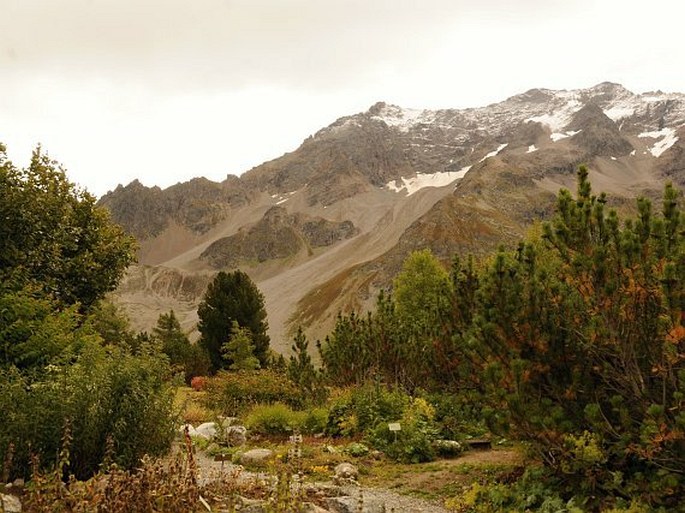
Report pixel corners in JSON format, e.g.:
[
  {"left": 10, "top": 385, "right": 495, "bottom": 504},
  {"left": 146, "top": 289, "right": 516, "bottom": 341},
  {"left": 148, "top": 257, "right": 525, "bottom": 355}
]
[{"left": 388, "top": 422, "right": 401, "bottom": 432}]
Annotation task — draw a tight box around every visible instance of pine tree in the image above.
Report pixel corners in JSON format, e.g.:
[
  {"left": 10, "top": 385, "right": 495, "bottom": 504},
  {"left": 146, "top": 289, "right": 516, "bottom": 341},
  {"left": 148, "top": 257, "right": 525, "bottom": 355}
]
[
  {"left": 197, "top": 270, "right": 270, "bottom": 371},
  {"left": 153, "top": 310, "right": 189, "bottom": 364},
  {"left": 221, "top": 321, "right": 260, "bottom": 371},
  {"left": 287, "top": 327, "right": 324, "bottom": 403},
  {"left": 472, "top": 167, "right": 685, "bottom": 502}
]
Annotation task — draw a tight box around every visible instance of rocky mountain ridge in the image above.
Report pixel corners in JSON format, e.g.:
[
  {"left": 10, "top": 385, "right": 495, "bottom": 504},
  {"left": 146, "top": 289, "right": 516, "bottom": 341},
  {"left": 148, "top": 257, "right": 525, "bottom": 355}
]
[{"left": 102, "top": 82, "right": 685, "bottom": 351}]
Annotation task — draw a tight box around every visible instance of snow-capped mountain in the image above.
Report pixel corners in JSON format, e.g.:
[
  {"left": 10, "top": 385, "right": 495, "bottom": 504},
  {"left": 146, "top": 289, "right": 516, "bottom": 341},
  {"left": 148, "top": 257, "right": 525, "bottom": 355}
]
[{"left": 101, "top": 82, "right": 685, "bottom": 350}]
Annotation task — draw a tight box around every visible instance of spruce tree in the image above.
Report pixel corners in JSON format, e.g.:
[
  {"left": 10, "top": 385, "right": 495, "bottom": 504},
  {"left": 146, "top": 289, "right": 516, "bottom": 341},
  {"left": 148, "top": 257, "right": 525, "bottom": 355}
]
[{"left": 197, "top": 270, "right": 270, "bottom": 371}]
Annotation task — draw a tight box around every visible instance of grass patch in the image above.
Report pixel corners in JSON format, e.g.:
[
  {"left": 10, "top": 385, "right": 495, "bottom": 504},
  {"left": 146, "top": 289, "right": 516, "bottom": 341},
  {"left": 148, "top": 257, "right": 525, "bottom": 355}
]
[{"left": 362, "top": 447, "right": 526, "bottom": 502}]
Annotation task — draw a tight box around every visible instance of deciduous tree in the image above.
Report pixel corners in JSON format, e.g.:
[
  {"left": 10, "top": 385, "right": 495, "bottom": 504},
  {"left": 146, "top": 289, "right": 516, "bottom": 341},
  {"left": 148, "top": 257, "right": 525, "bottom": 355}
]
[{"left": 0, "top": 145, "right": 136, "bottom": 309}]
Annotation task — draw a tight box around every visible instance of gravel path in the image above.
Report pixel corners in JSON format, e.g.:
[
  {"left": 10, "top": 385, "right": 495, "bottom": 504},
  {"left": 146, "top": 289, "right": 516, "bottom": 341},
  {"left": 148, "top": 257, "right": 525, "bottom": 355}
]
[
  {"left": 337, "top": 483, "right": 450, "bottom": 513},
  {"left": 193, "top": 451, "right": 450, "bottom": 513}
]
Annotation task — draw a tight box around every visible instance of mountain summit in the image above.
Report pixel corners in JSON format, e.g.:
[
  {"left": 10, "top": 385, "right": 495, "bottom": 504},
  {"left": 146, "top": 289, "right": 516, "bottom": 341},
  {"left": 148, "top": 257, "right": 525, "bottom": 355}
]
[{"left": 101, "top": 83, "right": 685, "bottom": 350}]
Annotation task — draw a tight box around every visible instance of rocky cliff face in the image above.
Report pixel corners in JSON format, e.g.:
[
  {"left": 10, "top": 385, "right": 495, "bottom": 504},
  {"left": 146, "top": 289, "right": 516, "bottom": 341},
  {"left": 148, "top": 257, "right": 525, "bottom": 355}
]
[
  {"left": 199, "top": 206, "right": 358, "bottom": 269},
  {"left": 102, "top": 82, "right": 685, "bottom": 350},
  {"left": 100, "top": 176, "right": 249, "bottom": 240}
]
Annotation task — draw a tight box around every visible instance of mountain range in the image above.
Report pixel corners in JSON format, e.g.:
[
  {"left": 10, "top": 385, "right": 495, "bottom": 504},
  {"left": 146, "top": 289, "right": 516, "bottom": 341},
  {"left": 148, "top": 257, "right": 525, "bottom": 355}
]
[{"left": 100, "top": 82, "right": 685, "bottom": 352}]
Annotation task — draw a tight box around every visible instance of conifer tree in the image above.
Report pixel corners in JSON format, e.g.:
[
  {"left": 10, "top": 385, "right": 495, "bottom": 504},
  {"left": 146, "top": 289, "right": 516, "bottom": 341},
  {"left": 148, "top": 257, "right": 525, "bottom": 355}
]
[
  {"left": 221, "top": 321, "right": 260, "bottom": 371},
  {"left": 287, "top": 327, "right": 325, "bottom": 403},
  {"left": 472, "top": 166, "right": 684, "bottom": 502},
  {"left": 197, "top": 270, "right": 269, "bottom": 371}
]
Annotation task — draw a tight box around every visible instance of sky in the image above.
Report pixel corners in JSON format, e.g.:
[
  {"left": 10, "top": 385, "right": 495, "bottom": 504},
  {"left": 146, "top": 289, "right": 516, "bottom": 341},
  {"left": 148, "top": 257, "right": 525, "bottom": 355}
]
[{"left": 1, "top": 0, "right": 683, "bottom": 197}]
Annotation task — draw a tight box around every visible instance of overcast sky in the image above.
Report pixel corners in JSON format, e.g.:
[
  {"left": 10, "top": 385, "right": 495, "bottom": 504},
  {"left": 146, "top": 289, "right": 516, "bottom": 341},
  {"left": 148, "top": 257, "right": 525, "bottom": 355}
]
[{"left": 1, "top": 0, "right": 683, "bottom": 197}]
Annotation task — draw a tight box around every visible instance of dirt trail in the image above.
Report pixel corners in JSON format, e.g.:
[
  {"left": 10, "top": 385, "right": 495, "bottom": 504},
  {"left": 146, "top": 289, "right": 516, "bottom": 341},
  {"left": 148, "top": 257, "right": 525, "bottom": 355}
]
[
  {"left": 193, "top": 451, "right": 452, "bottom": 513},
  {"left": 192, "top": 448, "right": 523, "bottom": 513}
]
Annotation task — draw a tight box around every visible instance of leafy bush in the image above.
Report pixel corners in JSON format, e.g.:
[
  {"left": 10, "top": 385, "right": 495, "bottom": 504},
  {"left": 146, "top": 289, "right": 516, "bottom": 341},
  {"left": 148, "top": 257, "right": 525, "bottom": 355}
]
[
  {"left": 205, "top": 369, "right": 302, "bottom": 415},
  {"left": 324, "top": 385, "right": 437, "bottom": 463},
  {"left": 299, "top": 408, "right": 329, "bottom": 435},
  {"left": 325, "top": 384, "right": 409, "bottom": 437},
  {"left": 369, "top": 397, "right": 438, "bottom": 463},
  {"left": 244, "top": 403, "right": 301, "bottom": 436},
  {"left": 344, "top": 442, "right": 370, "bottom": 457},
  {"left": 444, "top": 469, "right": 574, "bottom": 513},
  {"left": 0, "top": 340, "right": 176, "bottom": 480},
  {"left": 243, "top": 403, "right": 328, "bottom": 436}
]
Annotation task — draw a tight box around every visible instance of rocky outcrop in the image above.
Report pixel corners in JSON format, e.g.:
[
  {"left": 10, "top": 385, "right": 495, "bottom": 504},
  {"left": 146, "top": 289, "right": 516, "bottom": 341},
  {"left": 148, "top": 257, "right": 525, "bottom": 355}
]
[
  {"left": 99, "top": 176, "right": 249, "bottom": 239},
  {"left": 199, "top": 206, "right": 358, "bottom": 269},
  {"left": 567, "top": 104, "right": 634, "bottom": 157}
]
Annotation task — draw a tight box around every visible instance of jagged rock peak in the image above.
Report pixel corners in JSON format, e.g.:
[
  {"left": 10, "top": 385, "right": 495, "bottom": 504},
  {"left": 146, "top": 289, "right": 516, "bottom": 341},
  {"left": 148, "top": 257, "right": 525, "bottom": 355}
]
[
  {"left": 368, "top": 101, "right": 389, "bottom": 115},
  {"left": 115, "top": 179, "right": 161, "bottom": 193}
]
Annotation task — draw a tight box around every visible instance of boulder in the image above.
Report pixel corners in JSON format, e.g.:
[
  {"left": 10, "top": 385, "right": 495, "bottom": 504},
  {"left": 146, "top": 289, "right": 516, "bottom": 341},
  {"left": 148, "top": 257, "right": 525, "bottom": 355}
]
[
  {"left": 240, "top": 448, "right": 274, "bottom": 466},
  {"left": 225, "top": 425, "right": 248, "bottom": 446},
  {"left": 333, "top": 462, "right": 358, "bottom": 484},
  {"left": 1, "top": 493, "right": 22, "bottom": 513},
  {"left": 433, "top": 439, "right": 463, "bottom": 457},
  {"left": 195, "top": 422, "right": 218, "bottom": 440}
]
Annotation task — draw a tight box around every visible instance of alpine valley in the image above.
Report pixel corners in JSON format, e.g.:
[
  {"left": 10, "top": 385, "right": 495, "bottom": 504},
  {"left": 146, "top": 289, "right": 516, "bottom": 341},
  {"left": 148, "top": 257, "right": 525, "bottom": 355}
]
[{"left": 100, "top": 82, "right": 685, "bottom": 353}]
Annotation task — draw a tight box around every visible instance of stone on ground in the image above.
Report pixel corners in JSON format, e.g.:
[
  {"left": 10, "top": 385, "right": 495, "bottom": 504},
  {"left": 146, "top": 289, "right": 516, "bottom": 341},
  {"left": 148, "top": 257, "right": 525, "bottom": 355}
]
[
  {"left": 1, "top": 493, "right": 22, "bottom": 513},
  {"left": 326, "top": 495, "right": 384, "bottom": 513},
  {"left": 333, "top": 462, "right": 358, "bottom": 484},
  {"left": 240, "top": 448, "right": 274, "bottom": 465}
]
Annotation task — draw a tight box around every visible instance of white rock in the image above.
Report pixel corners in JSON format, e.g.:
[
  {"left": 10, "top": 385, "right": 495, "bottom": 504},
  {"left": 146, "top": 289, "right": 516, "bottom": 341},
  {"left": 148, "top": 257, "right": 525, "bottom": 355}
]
[
  {"left": 1, "top": 493, "right": 22, "bottom": 513},
  {"left": 195, "top": 422, "right": 218, "bottom": 440},
  {"left": 240, "top": 448, "right": 274, "bottom": 465}
]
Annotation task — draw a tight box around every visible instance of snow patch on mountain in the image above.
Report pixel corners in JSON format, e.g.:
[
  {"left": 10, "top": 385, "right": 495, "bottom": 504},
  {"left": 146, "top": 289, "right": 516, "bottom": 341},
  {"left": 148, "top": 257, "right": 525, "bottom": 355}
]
[
  {"left": 527, "top": 145, "right": 538, "bottom": 153},
  {"left": 479, "top": 143, "right": 508, "bottom": 162},
  {"left": 386, "top": 166, "right": 471, "bottom": 196},
  {"left": 639, "top": 128, "right": 679, "bottom": 157},
  {"left": 526, "top": 96, "right": 582, "bottom": 132},
  {"left": 603, "top": 105, "right": 635, "bottom": 121},
  {"left": 550, "top": 130, "right": 581, "bottom": 142},
  {"left": 372, "top": 104, "right": 436, "bottom": 132}
]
